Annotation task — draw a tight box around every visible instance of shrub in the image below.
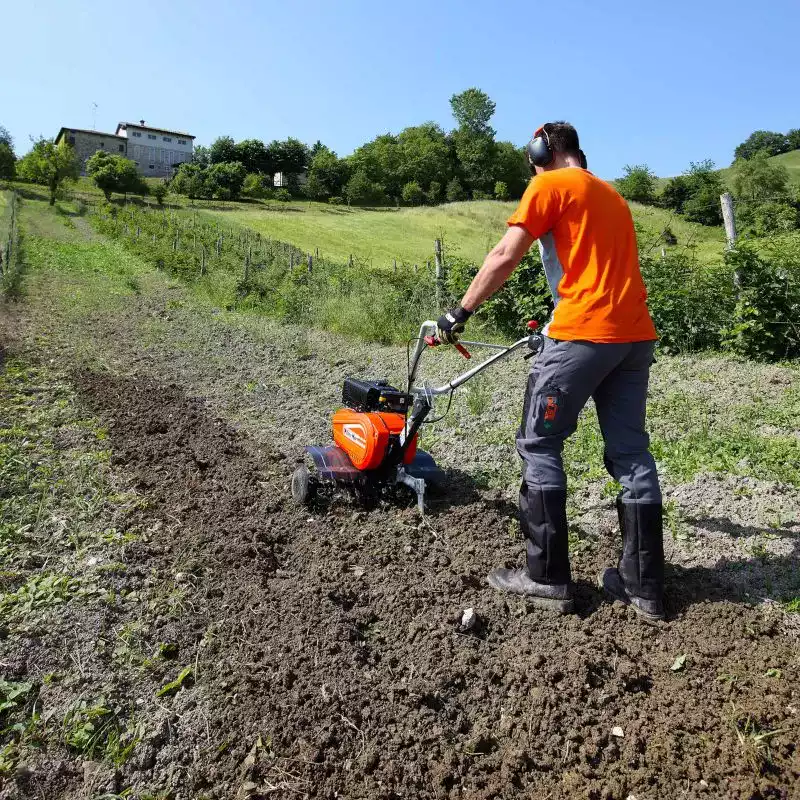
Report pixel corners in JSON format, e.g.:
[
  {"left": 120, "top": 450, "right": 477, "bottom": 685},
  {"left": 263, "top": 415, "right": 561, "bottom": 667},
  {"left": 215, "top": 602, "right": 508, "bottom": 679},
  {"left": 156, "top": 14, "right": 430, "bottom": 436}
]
[
  {"left": 616, "top": 164, "right": 657, "bottom": 204},
  {"left": 640, "top": 250, "right": 734, "bottom": 353},
  {"left": 401, "top": 181, "right": 425, "bottom": 206},
  {"left": 472, "top": 190, "right": 492, "bottom": 200},
  {"left": 151, "top": 183, "right": 167, "bottom": 205},
  {"left": 274, "top": 188, "right": 291, "bottom": 202},
  {"left": 722, "top": 239, "right": 800, "bottom": 360},
  {"left": 0, "top": 143, "right": 15, "bottom": 180},
  {"left": 494, "top": 181, "right": 509, "bottom": 201},
  {"left": 446, "top": 178, "right": 467, "bottom": 202},
  {"left": 241, "top": 172, "right": 271, "bottom": 199},
  {"left": 328, "top": 196, "right": 344, "bottom": 206},
  {"left": 345, "top": 171, "right": 387, "bottom": 206},
  {"left": 446, "top": 250, "right": 552, "bottom": 338},
  {"left": 427, "top": 181, "right": 443, "bottom": 205},
  {"left": 205, "top": 161, "right": 246, "bottom": 200}
]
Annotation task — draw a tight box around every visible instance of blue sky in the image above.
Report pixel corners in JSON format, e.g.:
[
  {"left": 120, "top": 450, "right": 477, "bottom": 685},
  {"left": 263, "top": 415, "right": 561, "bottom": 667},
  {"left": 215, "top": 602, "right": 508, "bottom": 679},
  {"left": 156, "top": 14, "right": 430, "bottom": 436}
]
[{"left": 3, "top": 0, "right": 797, "bottom": 178}]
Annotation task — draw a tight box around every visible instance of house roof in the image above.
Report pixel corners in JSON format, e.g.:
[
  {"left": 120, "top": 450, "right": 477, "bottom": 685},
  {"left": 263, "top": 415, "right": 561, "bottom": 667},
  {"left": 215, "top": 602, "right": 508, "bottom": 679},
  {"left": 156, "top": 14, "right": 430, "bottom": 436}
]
[
  {"left": 116, "top": 122, "right": 195, "bottom": 139},
  {"left": 56, "top": 127, "right": 126, "bottom": 141}
]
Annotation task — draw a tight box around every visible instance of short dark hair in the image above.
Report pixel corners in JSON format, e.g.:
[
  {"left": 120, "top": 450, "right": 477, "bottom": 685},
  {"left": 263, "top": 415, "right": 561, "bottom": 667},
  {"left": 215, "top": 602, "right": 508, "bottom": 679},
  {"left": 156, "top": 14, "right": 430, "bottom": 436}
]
[{"left": 543, "top": 121, "right": 580, "bottom": 157}]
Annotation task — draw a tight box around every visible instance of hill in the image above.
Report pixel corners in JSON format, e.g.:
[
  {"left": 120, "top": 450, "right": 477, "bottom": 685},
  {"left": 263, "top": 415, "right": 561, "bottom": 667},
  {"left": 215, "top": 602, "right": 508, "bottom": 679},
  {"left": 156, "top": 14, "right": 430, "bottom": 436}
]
[{"left": 204, "top": 198, "right": 726, "bottom": 268}]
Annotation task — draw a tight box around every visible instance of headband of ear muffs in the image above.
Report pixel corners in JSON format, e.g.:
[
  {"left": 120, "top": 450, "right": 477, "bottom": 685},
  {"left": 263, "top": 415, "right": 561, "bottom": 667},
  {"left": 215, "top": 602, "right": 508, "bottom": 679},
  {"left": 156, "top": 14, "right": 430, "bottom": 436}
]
[{"left": 526, "top": 125, "right": 554, "bottom": 168}]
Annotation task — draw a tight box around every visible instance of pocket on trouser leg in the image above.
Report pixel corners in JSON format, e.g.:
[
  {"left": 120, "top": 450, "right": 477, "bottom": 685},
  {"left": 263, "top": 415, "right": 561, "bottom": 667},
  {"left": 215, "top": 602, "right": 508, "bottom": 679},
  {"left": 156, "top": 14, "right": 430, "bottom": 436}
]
[{"left": 533, "top": 385, "right": 568, "bottom": 437}]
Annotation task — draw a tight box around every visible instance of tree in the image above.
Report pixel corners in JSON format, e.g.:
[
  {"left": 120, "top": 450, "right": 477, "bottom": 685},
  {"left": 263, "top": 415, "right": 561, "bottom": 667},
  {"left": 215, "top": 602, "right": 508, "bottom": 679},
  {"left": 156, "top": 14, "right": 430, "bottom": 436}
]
[
  {"left": 209, "top": 135, "right": 237, "bottom": 164},
  {"left": 0, "top": 125, "right": 12, "bottom": 149},
  {"left": 734, "top": 130, "right": 789, "bottom": 160},
  {"left": 17, "top": 137, "right": 80, "bottom": 205},
  {"left": 450, "top": 88, "right": 496, "bottom": 137},
  {"left": 86, "top": 151, "right": 147, "bottom": 200},
  {"left": 493, "top": 142, "right": 529, "bottom": 199},
  {"left": 616, "top": 164, "right": 657, "bottom": 204},
  {"left": 270, "top": 138, "right": 309, "bottom": 178},
  {"left": 205, "top": 161, "right": 246, "bottom": 199},
  {"left": 172, "top": 163, "right": 208, "bottom": 199},
  {"left": 0, "top": 143, "right": 15, "bottom": 180},
  {"left": 446, "top": 177, "right": 467, "bottom": 202},
  {"left": 401, "top": 180, "right": 425, "bottom": 206},
  {"left": 305, "top": 145, "right": 349, "bottom": 200},
  {"left": 660, "top": 174, "right": 691, "bottom": 213},
  {"left": 235, "top": 139, "right": 272, "bottom": 175},
  {"left": 786, "top": 129, "right": 800, "bottom": 151},
  {"left": 453, "top": 129, "right": 496, "bottom": 195},
  {"left": 344, "top": 170, "right": 386, "bottom": 206},
  {"left": 494, "top": 181, "right": 509, "bottom": 201},
  {"left": 681, "top": 160, "right": 723, "bottom": 226},
  {"left": 348, "top": 134, "right": 402, "bottom": 200},
  {"left": 449, "top": 89, "right": 498, "bottom": 195},
  {"left": 730, "top": 149, "right": 790, "bottom": 200},
  {"left": 193, "top": 145, "right": 211, "bottom": 167},
  {"left": 396, "top": 123, "right": 450, "bottom": 190}
]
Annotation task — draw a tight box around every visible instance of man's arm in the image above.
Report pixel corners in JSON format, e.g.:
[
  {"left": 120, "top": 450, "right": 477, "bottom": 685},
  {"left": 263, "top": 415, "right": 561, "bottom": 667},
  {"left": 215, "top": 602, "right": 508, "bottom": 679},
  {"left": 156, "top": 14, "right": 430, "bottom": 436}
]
[{"left": 461, "top": 224, "right": 535, "bottom": 311}]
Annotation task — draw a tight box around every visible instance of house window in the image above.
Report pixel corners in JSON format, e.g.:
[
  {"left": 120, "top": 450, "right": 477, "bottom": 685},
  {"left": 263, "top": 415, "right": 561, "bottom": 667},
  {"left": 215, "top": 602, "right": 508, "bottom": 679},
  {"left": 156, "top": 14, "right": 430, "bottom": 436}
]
[
  {"left": 118, "top": 144, "right": 124, "bottom": 152},
  {"left": 99, "top": 142, "right": 105, "bottom": 148},
  {"left": 177, "top": 139, "right": 186, "bottom": 145},
  {"left": 148, "top": 134, "right": 156, "bottom": 140},
  {"left": 68, "top": 136, "right": 76, "bottom": 146},
  {"left": 163, "top": 136, "right": 172, "bottom": 142},
  {"left": 149, "top": 164, "right": 155, "bottom": 169},
  {"left": 132, "top": 131, "right": 142, "bottom": 138}
]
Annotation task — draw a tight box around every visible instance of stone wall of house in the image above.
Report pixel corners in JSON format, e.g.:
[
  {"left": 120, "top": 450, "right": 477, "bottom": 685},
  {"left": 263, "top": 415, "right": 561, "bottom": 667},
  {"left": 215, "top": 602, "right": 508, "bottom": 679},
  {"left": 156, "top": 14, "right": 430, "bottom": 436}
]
[{"left": 57, "top": 130, "right": 128, "bottom": 175}]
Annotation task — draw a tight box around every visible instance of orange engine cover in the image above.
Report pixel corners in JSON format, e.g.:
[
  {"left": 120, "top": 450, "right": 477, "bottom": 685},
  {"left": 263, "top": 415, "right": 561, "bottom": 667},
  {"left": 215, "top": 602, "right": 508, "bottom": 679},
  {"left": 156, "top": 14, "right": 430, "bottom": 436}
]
[{"left": 332, "top": 409, "right": 417, "bottom": 470}]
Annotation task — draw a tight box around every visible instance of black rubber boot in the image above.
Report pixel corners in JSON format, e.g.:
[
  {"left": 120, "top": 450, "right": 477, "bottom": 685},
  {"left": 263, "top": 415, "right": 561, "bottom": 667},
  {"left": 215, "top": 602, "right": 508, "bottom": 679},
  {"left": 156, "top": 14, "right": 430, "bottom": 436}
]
[
  {"left": 602, "top": 496, "right": 665, "bottom": 623},
  {"left": 519, "top": 483, "right": 571, "bottom": 585},
  {"left": 486, "top": 568, "right": 574, "bottom": 614}
]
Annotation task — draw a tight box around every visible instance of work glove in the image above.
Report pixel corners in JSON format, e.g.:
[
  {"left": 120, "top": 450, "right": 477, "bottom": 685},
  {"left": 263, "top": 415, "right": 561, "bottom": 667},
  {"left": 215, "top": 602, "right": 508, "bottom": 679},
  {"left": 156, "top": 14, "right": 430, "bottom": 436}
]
[{"left": 436, "top": 306, "right": 472, "bottom": 344}]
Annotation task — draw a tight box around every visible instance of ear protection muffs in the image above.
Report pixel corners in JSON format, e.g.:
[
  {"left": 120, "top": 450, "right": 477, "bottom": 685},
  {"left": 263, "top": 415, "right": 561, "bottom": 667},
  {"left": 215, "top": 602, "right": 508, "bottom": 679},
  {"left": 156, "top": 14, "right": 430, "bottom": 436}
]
[{"left": 526, "top": 124, "right": 553, "bottom": 169}]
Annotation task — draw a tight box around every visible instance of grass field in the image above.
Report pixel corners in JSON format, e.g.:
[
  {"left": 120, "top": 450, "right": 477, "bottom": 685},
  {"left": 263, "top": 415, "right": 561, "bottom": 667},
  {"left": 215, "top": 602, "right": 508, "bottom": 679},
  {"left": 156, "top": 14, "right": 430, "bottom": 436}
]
[
  {"left": 4, "top": 175, "right": 730, "bottom": 270},
  {"left": 211, "top": 198, "right": 726, "bottom": 268}
]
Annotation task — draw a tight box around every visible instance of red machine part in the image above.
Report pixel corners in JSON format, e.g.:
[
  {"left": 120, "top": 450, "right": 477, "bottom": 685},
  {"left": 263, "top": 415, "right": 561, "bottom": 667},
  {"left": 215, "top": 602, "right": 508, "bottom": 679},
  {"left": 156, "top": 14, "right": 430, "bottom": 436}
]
[{"left": 332, "top": 409, "right": 417, "bottom": 470}]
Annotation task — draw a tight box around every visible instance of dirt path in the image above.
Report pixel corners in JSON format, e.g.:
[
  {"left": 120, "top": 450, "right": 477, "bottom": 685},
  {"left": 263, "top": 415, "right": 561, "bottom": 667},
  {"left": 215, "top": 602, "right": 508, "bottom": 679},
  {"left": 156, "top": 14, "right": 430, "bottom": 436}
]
[{"left": 1, "top": 206, "right": 798, "bottom": 798}]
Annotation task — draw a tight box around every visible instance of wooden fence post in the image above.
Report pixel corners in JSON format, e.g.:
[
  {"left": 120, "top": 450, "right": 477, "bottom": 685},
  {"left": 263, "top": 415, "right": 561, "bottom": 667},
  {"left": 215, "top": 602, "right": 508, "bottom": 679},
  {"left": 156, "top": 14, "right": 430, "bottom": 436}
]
[
  {"left": 720, "top": 192, "right": 736, "bottom": 251},
  {"left": 307, "top": 253, "right": 313, "bottom": 273},
  {"left": 434, "top": 239, "right": 444, "bottom": 307}
]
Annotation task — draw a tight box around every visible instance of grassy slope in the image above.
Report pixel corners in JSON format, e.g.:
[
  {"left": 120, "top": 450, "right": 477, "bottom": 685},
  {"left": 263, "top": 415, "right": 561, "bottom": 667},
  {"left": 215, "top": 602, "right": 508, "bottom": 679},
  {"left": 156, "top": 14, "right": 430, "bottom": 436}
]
[
  {"left": 14, "top": 177, "right": 727, "bottom": 268},
  {"left": 212, "top": 198, "right": 726, "bottom": 268}
]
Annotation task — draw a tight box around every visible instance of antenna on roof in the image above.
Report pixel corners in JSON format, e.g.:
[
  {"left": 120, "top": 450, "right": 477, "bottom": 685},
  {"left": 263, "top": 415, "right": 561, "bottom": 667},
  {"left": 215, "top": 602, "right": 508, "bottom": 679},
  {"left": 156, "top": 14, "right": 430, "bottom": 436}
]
[{"left": 92, "top": 102, "right": 98, "bottom": 130}]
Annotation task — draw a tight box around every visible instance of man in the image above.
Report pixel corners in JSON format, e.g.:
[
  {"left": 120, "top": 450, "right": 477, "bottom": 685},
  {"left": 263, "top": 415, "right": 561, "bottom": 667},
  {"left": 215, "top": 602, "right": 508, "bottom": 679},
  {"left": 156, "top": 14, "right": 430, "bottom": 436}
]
[{"left": 437, "top": 122, "right": 664, "bottom": 622}]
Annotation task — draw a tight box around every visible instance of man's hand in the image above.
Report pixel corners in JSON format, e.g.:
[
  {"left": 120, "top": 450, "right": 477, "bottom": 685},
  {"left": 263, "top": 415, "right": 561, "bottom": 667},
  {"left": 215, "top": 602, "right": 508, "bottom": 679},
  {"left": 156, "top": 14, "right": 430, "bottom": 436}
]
[{"left": 436, "top": 306, "right": 473, "bottom": 344}]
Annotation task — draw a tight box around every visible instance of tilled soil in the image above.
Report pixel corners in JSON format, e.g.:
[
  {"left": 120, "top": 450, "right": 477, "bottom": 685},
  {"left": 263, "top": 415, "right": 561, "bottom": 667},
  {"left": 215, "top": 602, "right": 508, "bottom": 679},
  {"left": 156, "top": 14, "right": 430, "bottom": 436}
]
[{"left": 7, "top": 368, "right": 795, "bottom": 799}]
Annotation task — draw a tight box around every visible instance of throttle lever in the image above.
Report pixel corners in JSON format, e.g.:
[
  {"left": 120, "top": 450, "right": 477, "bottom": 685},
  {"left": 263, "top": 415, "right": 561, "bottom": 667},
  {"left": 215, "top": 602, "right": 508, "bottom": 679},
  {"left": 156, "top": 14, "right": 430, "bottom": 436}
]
[{"left": 424, "top": 335, "right": 472, "bottom": 360}]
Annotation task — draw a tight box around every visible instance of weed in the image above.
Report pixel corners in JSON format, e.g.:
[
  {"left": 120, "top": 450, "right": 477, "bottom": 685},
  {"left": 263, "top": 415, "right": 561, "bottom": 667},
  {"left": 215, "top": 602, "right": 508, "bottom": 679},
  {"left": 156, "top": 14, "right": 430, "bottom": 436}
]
[
  {"left": 156, "top": 665, "right": 194, "bottom": 698},
  {"left": 730, "top": 704, "right": 784, "bottom": 771},
  {"left": 62, "top": 698, "right": 141, "bottom": 764},
  {"left": 783, "top": 597, "right": 800, "bottom": 613},
  {"left": 0, "top": 573, "right": 80, "bottom": 618},
  {"left": 750, "top": 542, "right": 770, "bottom": 564},
  {"left": 465, "top": 375, "right": 492, "bottom": 416},
  {"left": 664, "top": 499, "right": 691, "bottom": 542}
]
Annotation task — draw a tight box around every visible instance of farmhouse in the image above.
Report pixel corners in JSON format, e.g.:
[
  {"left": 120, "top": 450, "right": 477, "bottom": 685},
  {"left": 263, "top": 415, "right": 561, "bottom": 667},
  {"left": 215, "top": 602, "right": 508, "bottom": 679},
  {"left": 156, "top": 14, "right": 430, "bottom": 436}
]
[
  {"left": 55, "top": 120, "right": 195, "bottom": 178},
  {"left": 54, "top": 128, "right": 127, "bottom": 175},
  {"left": 116, "top": 121, "right": 195, "bottom": 177}
]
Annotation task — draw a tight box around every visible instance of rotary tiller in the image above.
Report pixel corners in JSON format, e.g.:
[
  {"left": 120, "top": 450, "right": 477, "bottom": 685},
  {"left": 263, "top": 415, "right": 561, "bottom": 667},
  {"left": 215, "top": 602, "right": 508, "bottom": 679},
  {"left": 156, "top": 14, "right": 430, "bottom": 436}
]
[{"left": 291, "top": 319, "right": 543, "bottom": 513}]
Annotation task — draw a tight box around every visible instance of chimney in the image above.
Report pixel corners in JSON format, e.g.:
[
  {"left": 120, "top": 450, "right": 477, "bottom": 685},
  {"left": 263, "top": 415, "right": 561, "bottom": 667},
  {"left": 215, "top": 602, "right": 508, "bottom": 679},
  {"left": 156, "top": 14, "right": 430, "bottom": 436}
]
[{"left": 139, "top": 119, "right": 145, "bottom": 126}]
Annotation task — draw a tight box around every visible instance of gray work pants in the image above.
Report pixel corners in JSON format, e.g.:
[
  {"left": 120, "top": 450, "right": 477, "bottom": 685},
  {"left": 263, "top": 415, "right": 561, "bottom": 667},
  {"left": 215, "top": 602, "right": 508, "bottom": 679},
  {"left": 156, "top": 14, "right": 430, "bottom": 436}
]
[{"left": 517, "top": 337, "right": 661, "bottom": 501}]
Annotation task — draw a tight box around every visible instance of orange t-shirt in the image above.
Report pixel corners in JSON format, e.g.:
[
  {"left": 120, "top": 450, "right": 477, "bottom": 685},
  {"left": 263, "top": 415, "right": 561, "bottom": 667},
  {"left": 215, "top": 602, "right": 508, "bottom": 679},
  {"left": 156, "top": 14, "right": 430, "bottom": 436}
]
[{"left": 507, "top": 168, "right": 657, "bottom": 343}]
